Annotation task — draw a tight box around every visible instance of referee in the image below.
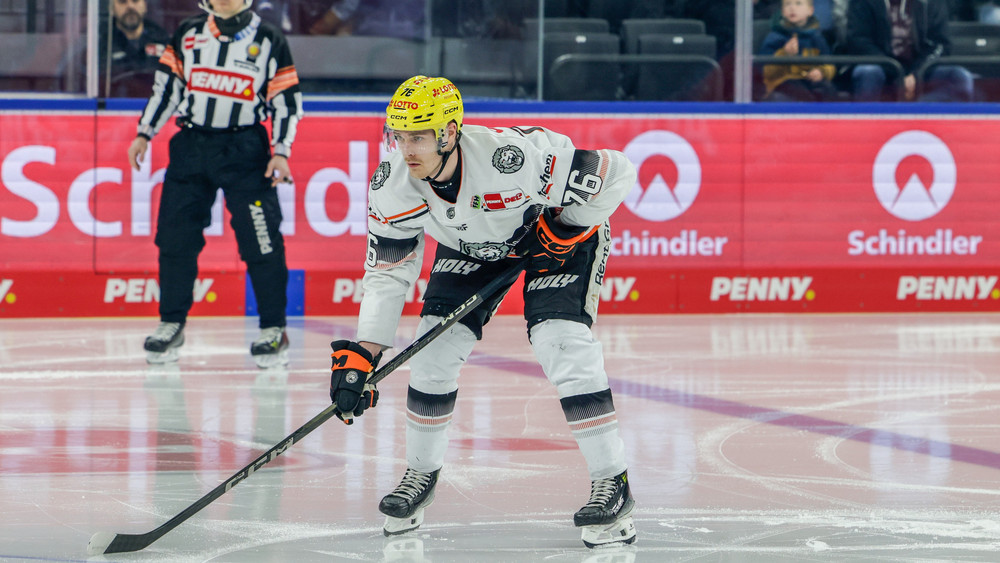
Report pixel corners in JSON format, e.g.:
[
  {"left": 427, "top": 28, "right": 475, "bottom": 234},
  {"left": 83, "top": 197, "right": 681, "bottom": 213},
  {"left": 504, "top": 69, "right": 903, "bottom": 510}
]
[{"left": 127, "top": 0, "right": 303, "bottom": 368}]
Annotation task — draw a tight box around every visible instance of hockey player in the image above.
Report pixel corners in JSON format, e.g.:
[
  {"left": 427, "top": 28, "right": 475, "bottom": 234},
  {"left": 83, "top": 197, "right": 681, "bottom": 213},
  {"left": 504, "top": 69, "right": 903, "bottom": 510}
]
[
  {"left": 328, "top": 75, "right": 638, "bottom": 548},
  {"left": 127, "top": 0, "right": 303, "bottom": 368}
]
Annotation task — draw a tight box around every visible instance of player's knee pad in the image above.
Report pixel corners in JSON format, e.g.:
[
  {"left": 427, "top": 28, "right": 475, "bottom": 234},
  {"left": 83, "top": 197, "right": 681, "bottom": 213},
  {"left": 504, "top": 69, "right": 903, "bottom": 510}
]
[
  {"left": 529, "top": 319, "right": 610, "bottom": 397},
  {"left": 408, "top": 315, "right": 477, "bottom": 395}
]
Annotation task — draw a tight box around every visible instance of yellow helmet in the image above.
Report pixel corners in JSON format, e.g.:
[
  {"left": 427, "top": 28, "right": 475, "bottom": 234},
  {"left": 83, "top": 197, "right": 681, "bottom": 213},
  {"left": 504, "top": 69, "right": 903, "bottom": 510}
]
[{"left": 384, "top": 75, "right": 463, "bottom": 152}]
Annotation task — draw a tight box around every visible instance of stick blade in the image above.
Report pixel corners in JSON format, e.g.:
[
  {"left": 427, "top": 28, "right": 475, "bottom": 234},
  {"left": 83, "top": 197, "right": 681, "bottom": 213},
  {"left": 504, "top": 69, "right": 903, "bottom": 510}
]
[
  {"left": 88, "top": 531, "right": 155, "bottom": 554},
  {"left": 87, "top": 531, "right": 117, "bottom": 555}
]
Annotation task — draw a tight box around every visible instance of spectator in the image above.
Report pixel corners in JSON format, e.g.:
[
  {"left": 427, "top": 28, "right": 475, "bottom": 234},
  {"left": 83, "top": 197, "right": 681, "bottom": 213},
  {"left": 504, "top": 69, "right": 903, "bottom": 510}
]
[
  {"left": 760, "top": 0, "right": 838, "bottom": 101},
  {"left": 101, "top": 0, "right": 169, "bottom": 97},
  {"left": 846, "top": 0, "right": 974, "bottom": 101},
  {"left": 307, "top": 0, "right": 425, "bottom": 40}
]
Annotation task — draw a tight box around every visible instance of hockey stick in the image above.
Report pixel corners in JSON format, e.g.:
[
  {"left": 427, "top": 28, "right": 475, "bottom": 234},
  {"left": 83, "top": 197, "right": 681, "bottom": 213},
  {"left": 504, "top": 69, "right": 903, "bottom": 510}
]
[{"left": 87, "top": 261, "right": 526, "bottom": 555}]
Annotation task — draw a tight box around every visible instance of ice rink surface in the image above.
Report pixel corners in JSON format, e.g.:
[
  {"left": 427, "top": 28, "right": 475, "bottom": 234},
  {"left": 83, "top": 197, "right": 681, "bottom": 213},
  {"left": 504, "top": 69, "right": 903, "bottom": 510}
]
[{"left": 2, "top": 313, "right": 1000, "bottom": 562}]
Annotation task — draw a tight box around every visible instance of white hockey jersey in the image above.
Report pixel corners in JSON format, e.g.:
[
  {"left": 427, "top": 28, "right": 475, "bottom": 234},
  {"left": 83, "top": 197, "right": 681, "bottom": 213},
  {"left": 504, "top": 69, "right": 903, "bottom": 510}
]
[{"left": 358, "top": 124, "right": 637, "bottom": 346}]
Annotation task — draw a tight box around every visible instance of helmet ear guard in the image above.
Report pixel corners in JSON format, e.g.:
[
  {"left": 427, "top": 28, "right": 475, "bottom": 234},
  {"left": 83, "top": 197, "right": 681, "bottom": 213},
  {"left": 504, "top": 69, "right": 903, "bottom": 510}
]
[{"left": 384, "top": 76, "right": 463, "bottom": 154}]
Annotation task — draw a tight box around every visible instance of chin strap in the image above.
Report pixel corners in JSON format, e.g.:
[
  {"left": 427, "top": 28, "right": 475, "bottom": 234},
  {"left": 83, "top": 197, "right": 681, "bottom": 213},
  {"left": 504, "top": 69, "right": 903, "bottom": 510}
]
[{"left": 423, "top": 139, "right": 462, "bottom": 182}]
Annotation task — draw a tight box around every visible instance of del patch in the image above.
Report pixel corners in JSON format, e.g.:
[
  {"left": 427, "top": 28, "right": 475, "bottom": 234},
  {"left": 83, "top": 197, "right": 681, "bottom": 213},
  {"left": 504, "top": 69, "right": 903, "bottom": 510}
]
[{"left": 471, "top": 188, "right": 527, "bottom": 212}]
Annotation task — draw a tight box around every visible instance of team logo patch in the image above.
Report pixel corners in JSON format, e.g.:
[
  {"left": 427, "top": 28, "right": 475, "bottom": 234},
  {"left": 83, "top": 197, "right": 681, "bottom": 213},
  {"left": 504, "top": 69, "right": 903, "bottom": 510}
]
[
  {"left": 446, "top": 207, "right": 456, "bottom": 219},
  {"left": 492, "top": 145, "right": 524, "bottom": 174},
  {"left": 459, "top": 241, "right": 514, "bottom": 262},
  {"left": 247, "top": 42, "right": 261, "bottom": 59},
  {"left": 370, "top": 161, "right": 390, "bottom": 191}
]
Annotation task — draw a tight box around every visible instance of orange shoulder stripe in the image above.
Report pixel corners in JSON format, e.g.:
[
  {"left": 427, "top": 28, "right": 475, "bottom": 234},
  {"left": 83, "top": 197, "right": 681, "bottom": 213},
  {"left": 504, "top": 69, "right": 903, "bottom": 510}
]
[
  {"left": 158, "top": 45, "right": 183, "bottom": 77},
  {"left": 385, "top": 204, "right": 428, "bottom": 222}
]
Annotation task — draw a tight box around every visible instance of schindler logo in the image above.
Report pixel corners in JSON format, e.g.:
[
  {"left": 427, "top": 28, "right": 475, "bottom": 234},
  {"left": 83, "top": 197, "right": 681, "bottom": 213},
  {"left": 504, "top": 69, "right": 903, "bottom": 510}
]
[
  {"left": 621, "top": 130, "right": 701, "bottom": 221},
  {"left": 872, "top": 130, "right": 956, "bottom": 221},
  {"left": 849, "top": 130, "right": 981, "bottom": 257}
]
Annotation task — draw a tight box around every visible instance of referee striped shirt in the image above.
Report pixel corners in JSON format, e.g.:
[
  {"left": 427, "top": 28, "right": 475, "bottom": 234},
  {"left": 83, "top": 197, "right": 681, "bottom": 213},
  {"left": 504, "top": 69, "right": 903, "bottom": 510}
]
[{"left": 137, "top": 11, "right": 303, "bottom": 157}]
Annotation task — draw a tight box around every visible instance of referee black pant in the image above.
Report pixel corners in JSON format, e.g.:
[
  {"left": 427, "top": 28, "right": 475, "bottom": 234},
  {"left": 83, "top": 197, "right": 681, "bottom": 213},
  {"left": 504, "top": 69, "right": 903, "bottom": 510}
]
[{"left": 154, "top": 124, "right": 288, "bottom": 329}]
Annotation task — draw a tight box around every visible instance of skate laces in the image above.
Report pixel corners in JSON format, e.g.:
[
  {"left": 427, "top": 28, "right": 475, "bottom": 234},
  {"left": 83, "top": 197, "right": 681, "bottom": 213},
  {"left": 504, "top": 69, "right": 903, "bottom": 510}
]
[
  {"left": 254, "top": 326, "right": 284, "bottom": 346},
  {"left": 584, "top": 477, "right": 618, "bottom": 508},
  {"left": 152, "top": 322, "right": 182, "bottom": 341},
  {"left": 390, "top": 468, "right": 433, "bottom": 500}
]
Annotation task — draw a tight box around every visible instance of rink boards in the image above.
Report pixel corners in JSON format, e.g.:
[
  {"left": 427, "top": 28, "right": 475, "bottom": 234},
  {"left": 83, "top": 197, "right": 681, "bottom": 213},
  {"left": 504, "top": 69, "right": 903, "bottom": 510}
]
[{"left": 2, "top": 101, "right": 999, "bottom": 316}]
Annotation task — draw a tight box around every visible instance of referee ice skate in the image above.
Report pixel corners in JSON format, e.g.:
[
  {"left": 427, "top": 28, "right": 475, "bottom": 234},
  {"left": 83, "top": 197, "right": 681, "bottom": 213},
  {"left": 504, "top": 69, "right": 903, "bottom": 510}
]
[
  {"left": 127, "top": 0, "right": 303, "bottom": 368},
  {"left": 328, "top": 76, "right": 638, "bottom": 548}
]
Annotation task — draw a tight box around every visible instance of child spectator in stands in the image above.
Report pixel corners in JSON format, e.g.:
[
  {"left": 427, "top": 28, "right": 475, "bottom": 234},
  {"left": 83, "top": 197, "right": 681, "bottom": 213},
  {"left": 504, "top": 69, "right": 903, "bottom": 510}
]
[
  {"left": 760, "top": 0, "right": 838, "bottom": 101},
  {"left": 101, "top": 0, "right": 169, "bottom": 97},
  {"left": 847, "top": 0, "right": 974, "bottom": 101}
]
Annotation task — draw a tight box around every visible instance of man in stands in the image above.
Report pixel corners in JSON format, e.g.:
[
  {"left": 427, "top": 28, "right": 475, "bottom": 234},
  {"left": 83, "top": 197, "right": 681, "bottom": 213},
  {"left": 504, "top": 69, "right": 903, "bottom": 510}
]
[
  {"left": 847, "top": 0, "right": 974, "bottom": 101},
  {"left": 102, "top": 0, "right": 170, "bottom": 97}
]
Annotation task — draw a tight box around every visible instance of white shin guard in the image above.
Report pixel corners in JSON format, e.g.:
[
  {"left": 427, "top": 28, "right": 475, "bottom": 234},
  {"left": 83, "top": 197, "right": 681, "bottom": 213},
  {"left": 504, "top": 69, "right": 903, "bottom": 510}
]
[
  {"left": 405, "top": 316, "right": 477, "bottom": 472},
  {"left": 530, "top": 319, "right": 627, "bottom": 480}
]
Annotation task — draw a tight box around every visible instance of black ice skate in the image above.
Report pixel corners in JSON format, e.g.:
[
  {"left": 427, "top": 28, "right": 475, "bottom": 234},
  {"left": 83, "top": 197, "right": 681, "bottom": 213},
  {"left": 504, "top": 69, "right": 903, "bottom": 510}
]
[
  {"left": 250, "top": 326, "right": 289, "bottom": 368},
  {"left": 379, "top": 468, "right": 439, "bottom": 536},
  {"left": 574, "top": 470, "right": 636, "bottom": 548},
  {"left": 143, "top": 322, "right": 184, "bottom": 364}
]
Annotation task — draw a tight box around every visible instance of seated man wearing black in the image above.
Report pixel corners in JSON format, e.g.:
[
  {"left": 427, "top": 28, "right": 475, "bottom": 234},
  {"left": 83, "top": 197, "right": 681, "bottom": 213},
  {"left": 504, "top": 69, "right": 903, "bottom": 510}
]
[
  {"left": 847, "top": 0, "right": 973, "bottom": 101},
  {"left": 102, "top": 0, "right": 170, "bottom": 97}
]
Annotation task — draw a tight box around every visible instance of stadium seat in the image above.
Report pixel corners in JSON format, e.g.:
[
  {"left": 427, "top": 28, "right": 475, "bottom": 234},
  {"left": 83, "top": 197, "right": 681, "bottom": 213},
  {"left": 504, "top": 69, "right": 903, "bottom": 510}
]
[
  {"left": 633, "top": 34, "right": 721, "bottom": 101},
  {"left": 535, "top": 32, "right": 621, "bottom": 100},
  {"left": 440, "top": 37, "right": 526, "bottom": 98},
  {"left": 620, "top": 18, "right": 707, "bottom": 54}
]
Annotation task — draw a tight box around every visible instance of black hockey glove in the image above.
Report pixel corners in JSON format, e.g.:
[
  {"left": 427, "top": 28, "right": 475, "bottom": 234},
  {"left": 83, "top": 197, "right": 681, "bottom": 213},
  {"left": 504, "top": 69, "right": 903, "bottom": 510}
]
[
  {"left": 330, "top": 340, "right": 382, "bottom": 425},
  {"left": 515, "top": 207, "right": 599, "bottom": 273}
]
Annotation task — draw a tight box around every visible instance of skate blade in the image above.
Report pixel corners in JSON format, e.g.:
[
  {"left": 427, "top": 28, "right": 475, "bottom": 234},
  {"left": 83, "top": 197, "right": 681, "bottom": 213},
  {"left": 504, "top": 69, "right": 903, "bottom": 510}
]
[
  {"left": 581, "top": 515, "right": 636, "bottom": 549},
  {"left": 253, "top": 349, "right": 289, "bottom": 369},
  {"left": 145, "top": 348, "right": 180, "bottom": 364},
  {"left": 382, "top": 506, "right": 426, "bottom": 537}
]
